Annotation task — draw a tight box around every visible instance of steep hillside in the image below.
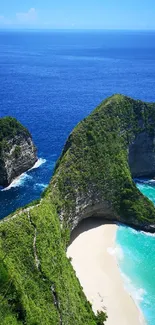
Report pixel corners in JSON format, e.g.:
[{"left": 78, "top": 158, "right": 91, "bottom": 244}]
[
  {"left": 0, "top": 199, "right": 105, "bottom": 325},
  {"left": 51, "top": 94, "right": 155, "bottom": 232}
]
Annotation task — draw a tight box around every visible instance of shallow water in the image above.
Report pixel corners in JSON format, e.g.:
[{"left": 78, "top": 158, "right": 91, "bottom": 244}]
[{"left": 116, "top": 180, "right": 155, "bottom": 325}]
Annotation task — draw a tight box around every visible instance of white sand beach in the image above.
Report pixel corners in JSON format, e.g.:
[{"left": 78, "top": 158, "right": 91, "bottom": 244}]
[{"left": 67, "top": 218, "right": 146, "bottom": 325}]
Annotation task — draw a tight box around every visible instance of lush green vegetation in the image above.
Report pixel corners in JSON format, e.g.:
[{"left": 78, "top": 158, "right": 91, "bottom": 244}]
[
  {"left": 51, "top": 94, "right": 155, "bottom": 228},
  {"left": 0, "top": 116, "right": 30, "bottom": 158},
  {"left": 0, "top": 117, "right": 30, "bottom": 142},
  {"left": 0, "top": 117, "right": 30, "bottom": 156},
  {"left": 0, "top": 200, "right": 107, "bottom": 324}
]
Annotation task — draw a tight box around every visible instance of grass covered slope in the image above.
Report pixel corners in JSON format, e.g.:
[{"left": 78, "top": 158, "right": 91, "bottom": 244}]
[
  {"left": 0, "top": 200, "right": 104, "bottom": 325},
  {"left": 51, "top": 94, "right": 155, "bottom": 231}
]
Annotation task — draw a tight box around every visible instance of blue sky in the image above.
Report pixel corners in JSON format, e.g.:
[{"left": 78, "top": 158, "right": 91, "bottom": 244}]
[{"left": 0, "top": 1, "right": 155, "bottom": 30}]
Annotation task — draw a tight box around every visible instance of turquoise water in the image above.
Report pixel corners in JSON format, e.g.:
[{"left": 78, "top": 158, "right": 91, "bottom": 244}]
[{"left": 116, "top": 180, "right": 155, "bottom": 325}]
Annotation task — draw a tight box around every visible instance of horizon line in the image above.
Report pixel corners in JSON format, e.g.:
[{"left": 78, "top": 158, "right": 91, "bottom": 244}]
[{"left": 0, "top": 27, "right": 155, "bottom": 32}]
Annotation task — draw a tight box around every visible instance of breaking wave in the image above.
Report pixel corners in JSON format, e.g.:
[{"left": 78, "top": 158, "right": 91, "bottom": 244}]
[
  {"left": 1, "top": 173, "right": 32, "bottom": 191},
  {"left": 29, "top": 158, "right": 46, "bottom": 170},
  {"left": 1, "top": 158, "right": 46, "bottom": 191}
]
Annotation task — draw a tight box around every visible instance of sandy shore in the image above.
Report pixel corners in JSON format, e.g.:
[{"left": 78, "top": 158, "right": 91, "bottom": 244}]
[{"left": 67, "top": 218, "right": 146, "bottom": 325}]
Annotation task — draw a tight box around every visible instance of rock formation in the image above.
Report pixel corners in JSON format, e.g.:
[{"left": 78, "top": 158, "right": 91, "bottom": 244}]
[
  {"left": 51, "top": 94, "right": 155, "bottom": 232},
  {"left": 129, "top": 131, "right": 155, "bottom": 177},
  {"left": 0, "top": 117, "right": 37, "bottom": 187}
]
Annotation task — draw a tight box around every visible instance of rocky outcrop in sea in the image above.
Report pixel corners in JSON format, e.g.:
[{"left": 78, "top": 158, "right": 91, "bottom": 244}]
[{"left": 0, "top": 117, "right": 37, "bottom": 187}]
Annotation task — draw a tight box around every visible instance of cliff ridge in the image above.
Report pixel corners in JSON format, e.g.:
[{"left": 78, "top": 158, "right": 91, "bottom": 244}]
[{"left": 51, "top": 94, "right": 155, "bottom": 232}]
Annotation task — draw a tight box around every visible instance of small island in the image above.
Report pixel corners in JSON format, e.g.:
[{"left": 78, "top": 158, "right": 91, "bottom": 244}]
[{"left": 0, "top": 117, "right": 37, "bottom": 187}]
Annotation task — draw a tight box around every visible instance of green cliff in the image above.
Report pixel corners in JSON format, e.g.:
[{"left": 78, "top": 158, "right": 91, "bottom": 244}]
[
  {"left": 0, "top": 94, "right": 155, "bottom": 324},
  {"left": 51, "top": 94, "right": 155, "bottom": 232}
]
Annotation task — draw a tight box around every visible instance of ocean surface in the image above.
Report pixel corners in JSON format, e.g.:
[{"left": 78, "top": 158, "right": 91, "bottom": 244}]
[{"left": 0, "top": 30, "right": 155, "bottom": 324}]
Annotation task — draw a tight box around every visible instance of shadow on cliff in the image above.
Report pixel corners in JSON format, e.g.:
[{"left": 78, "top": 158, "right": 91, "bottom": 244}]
[{"left": 69, "top": 217, "right": 116, "bottom": 245}]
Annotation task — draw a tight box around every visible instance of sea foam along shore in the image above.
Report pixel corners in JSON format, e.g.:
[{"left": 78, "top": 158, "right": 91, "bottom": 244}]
[
  {"left": 1, "top": 158, "right": 46, "bottom": 191},
  {"left": 67, "top": 218, "right": 146, "bottom": 325}
]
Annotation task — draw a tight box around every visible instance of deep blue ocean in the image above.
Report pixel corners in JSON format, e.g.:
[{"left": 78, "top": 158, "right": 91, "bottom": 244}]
[{"left": 0, "top": 30, "right": 155, "bottom": 324}]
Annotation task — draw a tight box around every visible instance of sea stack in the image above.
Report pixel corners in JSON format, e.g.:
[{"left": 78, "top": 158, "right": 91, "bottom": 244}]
[{"left": 0, "top": 117, "right": 37, "bottom": 187}]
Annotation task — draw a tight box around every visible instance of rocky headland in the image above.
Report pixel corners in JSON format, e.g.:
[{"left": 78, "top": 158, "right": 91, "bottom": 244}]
[
  {"left": 51, "top": 94, "right": 155, "bottom": 233},
  {"left": 0, "top": 117, "right": 37, "bottom": 187},
  {"left": 0, "top": 95, "right": 155, "bottom": 324}
]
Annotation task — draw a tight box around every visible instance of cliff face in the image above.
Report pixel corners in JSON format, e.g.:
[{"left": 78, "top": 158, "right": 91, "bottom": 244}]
[
  {"left": 51, "top": 94, "right": 155, "bottom": 233},
  {"left": 0, "top": 117, "right": 37, "bottom": 187},
  {"left": 129, "top": 131, "right": 155, "bottom": 177}
]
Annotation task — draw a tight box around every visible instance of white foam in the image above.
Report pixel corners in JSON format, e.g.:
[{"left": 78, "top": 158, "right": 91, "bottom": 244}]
[
  {"left": 107, "top": 244, "right": 124, "bottom": 261},
  {"left": 107, "top": 243, "right": 147, "bottom": 325},
  {"left": 1, "top": 173, "right": 32, "bottom": 191},
  {"left": 140, "top": 230, "right": 155, "bottom": 238},
  {"left": 130, "top": 228, "right": 138, "bottom": 235},
  {"left": 35, "top": 183, "right": 48, "bottom": 189},
  {"left": 121, "top": 272, "right": 146, "bottom": 304},
  {"left": 112, "top": 247, "right": 147, "bottom": 323},
  {"left": 29, "top": 158, "right": 46, "bottom": 170},
  {"left": 148, "top": 179, "right": 155, "bottom": 183},
  {"left": 1, "top": 158, "right": 47, "bottom": 191},
  {"left": 108, "top": 242, "right": 146, "bottom": 298}
]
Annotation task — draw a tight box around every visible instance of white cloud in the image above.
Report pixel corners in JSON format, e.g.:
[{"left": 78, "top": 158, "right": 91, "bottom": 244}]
[
  {"left": 16, "top": 8, "right": 37, "bottom": 24},
  {"left": 0, "top": 8, "right": 38, "bottom": 27}
]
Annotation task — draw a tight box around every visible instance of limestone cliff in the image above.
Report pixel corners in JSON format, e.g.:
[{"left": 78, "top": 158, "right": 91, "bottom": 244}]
[
  {"left": 129, "top": 131, "right": 155, "bottom": 177},
  {"left": 51, "top": 94, "right": 155, "bottom": 233},
  {"left": 0, "top": 117, "right": 37, "bottom": 187}
]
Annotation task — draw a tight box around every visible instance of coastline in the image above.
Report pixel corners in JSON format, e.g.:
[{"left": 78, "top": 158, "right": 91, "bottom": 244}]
[
  {"left": 67, "top": 218, "right": 146, "bottom": 325},
  {"left": 1, "top": 158, "right": 46, "bottom": 191}
]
